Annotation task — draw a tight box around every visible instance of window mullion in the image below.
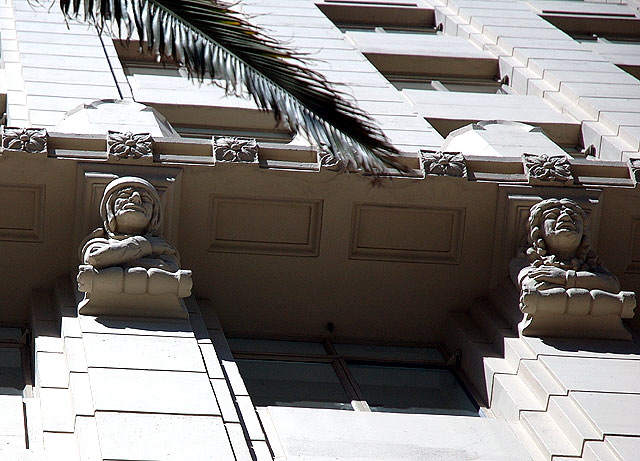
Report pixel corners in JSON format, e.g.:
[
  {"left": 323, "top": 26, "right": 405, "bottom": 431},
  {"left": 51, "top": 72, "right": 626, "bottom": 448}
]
[{"left": 323, "top": 340, "right": 368, "bottom": 405}]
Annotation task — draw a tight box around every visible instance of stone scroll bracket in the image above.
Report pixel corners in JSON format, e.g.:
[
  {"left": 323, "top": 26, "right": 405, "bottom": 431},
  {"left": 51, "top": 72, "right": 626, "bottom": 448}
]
[
  {"left": 519, "top": 288, "right": 635, "bottom": 341},
  {"left": 77, "top": 265, "right": 192, "bottom": 319},
  {"left": 489, "top": 185, "right": 603, "bottom": 289},
  {"left": 72, "top": 164, "right": 182, "bottom": 271}
]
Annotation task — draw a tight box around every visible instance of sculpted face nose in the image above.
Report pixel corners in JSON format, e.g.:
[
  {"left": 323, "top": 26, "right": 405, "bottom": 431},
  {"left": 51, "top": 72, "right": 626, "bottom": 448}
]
[
  {"left": 130, "top": 191, "right": 142, "bottom": 204},
  {"left": 558, "top": 210, "right": 572, "bottom": 222}
]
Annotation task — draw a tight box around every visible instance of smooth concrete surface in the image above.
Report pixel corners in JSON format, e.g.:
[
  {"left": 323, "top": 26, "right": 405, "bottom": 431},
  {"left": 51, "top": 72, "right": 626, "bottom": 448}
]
[{"left": 259, "top": 407, "right": 532, "bottom": 461}]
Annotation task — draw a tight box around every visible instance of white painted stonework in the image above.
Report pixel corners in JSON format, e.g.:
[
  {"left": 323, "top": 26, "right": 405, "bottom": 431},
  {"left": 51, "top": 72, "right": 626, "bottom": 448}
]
[{"left": 2, "top": 0, "right": 640, "bottom": 460}]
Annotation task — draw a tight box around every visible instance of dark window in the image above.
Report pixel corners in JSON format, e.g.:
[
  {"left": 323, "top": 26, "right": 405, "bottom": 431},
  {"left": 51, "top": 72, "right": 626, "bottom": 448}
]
[{"left": 230, "top": 338, "right": 479, "bottom": 416}]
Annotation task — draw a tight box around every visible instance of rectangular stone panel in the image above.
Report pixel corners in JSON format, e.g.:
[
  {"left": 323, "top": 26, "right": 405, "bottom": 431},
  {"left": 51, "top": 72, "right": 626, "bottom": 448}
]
[
  {"left": 0, "top": 184, "right": 44, "bottom": 241},
  {"left": 88, "top": 368, "right": 219, "bottom": 415},
  {"left": 95, "top": 412, "right": 234, "bottom": 460},
  {"left": 349, "top": 204, "right": 465, "bottom": 264},
  {"left": 572, "top": 392, "right": 640, "bottom": 436},
  {"left": 82, "top": 333, "right": 206, "bottom": 372},
  {"left": 208, "top": 196, "right": 323, "bottom": 256}
]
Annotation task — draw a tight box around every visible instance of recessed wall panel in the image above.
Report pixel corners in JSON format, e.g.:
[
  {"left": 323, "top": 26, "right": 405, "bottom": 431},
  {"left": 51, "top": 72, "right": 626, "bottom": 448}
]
[
  {"left": 208, "top": 196, "right": 323, "bottom": 256},
  {"left": 349, "top": 204, "right": 465, "bottom": 264},
  {"left": 0, "top": 184, "right": 45, "bottom": 242}
]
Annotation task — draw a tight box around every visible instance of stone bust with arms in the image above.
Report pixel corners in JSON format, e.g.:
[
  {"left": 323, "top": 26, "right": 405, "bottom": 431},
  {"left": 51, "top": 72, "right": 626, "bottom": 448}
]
[
  {"left": 510, "top": 198, "right": 635, "bottom": 339},
  {"left": 77, "top": 176, "right": 192, "bottom": 318}
]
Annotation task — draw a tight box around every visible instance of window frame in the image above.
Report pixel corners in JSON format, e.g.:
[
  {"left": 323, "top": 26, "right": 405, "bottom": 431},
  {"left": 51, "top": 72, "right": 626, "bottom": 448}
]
[{"left": 230, "top": 337, "right": 482, "bottom": 415}]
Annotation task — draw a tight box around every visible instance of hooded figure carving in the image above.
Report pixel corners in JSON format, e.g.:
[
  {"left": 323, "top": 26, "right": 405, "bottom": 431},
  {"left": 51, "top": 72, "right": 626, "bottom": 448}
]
[
  {"left": 77, "top": 176, "right": 191, "bottom": 318},
  {"left": 81, "top": 176, "right": 179, "bottom": 272},
  {"left": 509, "top": 198, "right": 634, "bottom": 339}
]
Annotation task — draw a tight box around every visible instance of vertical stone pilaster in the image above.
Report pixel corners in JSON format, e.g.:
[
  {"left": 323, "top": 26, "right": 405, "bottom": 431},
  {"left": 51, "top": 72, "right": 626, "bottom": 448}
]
[{"left": 30, "top": 278, "right": 260, "bottom": 461}]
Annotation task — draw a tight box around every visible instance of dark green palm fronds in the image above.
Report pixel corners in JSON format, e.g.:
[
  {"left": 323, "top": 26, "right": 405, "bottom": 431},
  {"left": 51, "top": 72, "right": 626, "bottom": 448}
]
[{"left": 56, "top": 0, "right": 406, "bottom": 175}]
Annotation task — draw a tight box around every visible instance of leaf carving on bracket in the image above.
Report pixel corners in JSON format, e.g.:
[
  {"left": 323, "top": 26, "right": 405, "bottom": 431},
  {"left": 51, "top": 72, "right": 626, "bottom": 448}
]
[
  {"left": 420, "top": 150, "right": 466, "bottom": 177},
  {"left": 1, "top": 127, "right": 48, "bottom": 154},
  {"left": 107, "top": 131, "right": 153, "bottom": 159},
  {"left": 523, "top": 153, "right": 573, "bottom": 184},
  {"left": 213, "top": 136, "right": 258, "bottom": 163}
]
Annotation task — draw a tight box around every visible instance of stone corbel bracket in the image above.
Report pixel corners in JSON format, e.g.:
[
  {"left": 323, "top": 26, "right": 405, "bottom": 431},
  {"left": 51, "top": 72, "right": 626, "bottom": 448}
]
[
  {"left": 522, "top": 153, "right": 574, "bottom": 186},
  {"left": 420, "top": 150, "right": 467, "bottom": 178},
  {"left": 520, "top": 288, "right": 636, "bottom": 340},
  {"left": 213, "top": 136, "right": 258, "bottom": 163},
  {"left": 77, "top": 265, "right": 193, "bottom": 319},
  {"left": 107, "top": 131, "right": 154, "bottom": 162},
  {"left": 1, "top": 126, "right": 48, "bottom": 156}
]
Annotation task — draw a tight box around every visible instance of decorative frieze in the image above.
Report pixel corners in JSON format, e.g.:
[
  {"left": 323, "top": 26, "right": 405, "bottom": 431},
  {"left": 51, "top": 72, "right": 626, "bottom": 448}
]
[
  {"left": 420, "top": 150, "right": 466, "bottom": 177},
  {"left": 107, "top": 131, "right": 153, "bottom": 160},
  {"left": 522, "top": 153, "right": 573, "bottom": 185},
  {"left": 213, "top": 136, "right": 258, "bottom": 163},
  {"left": 1, "top": 127, "right": 48, "bottom": 154}
]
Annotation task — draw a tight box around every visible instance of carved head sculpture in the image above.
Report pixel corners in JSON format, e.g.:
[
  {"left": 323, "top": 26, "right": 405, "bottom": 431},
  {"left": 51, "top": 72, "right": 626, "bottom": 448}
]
[
  {"left": 100, "top": 177, "right": 163, "bottom": 237},
  {"left": 525, "top": 198, "right": 599, "bottom": 270}
]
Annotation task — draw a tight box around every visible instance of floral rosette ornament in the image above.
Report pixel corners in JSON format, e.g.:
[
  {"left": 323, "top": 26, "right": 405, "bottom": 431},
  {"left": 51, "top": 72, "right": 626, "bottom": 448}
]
[
  {"left": 213, "top": 137, "right": 258, "bottom": 163},
  {"left": 1, "top": 127, "right": 47, "bottom": 153},
  {"left": 107, "top": 131, "right": 153, "bottom": 159},
  {"left": 523, "top": 153, "right": 573, "bottom": 184},
  {"left": 420, "top": 150, "right": 466, "bottom": 177}
]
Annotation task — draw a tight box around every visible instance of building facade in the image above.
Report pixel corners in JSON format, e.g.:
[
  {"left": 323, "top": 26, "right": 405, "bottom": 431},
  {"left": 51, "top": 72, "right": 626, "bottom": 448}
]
[{"left": 1, "top": 0, "right": 640, "bottom": 459}]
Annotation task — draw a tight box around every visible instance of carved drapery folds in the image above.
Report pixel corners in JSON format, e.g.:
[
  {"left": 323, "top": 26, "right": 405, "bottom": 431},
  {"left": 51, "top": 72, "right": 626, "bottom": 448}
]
[
  {"left": 213, "top": 136, "right": 258, "bottom": 163},
  {"left": 420, "top": 150, "right": 466, "bottom": 177},
  {"left": 510, "top": 198, "right": 635, "bottom": 339},
  {"left": 523, "top": 153, "right": 573, "bottom": 185},
  {"left": 1, "top": 127, "right": 48, "bottom": 154},
  {"left": 107, "top": 131, "right": 153, "bottom": 160},
  {"left": 77, "top": 176, "right": 192, "bottom": 318}
]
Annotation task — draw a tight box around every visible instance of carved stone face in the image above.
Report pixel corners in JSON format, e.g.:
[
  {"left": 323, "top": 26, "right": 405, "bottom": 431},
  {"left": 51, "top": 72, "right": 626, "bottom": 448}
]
[
  {"left": 113, "top": 187, "right": 154, "bottom": 235},
  {"left": 541, "top": 206, "right": 584, "bottom": 256}
]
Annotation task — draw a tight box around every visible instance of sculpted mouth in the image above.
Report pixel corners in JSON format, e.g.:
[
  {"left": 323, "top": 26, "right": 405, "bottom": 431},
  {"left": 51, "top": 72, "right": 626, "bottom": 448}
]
[{"left": 121, "top": 204, "right": 146, "bottom": 212}]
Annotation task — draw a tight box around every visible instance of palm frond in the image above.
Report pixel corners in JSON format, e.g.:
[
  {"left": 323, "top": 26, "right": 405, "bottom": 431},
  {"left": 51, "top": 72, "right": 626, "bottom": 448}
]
[{"left": 56, "top": 0, "right": 406, "bottom": 175}]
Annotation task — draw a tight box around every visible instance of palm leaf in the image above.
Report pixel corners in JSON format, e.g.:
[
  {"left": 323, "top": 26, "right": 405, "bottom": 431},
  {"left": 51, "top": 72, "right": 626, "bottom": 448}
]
[{"left": 55, "top": 0, "right": 406, "bottom": 175}]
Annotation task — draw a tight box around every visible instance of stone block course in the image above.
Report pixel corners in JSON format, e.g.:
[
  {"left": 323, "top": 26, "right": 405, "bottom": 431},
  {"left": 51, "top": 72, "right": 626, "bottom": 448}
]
[
  {"left": 42, "top": 432, "right": 80, "bottom": 461},
  {"left": 82, "top": 333, "right": 206, "bottom": 372},
  {"left": 225, "top": 422, "right": 252, "bottom": 461},
  {"left": 39, "top": 388, "right": 75, "bottom": 432},
  {"left": 79, "top": 316, "right": 195, "bottom": 338},
  {"left": 35, "top": 351, "right": 69, "bottom": 388},
  {"left": 88, "top": 368, "right": 220, "bottom": 415},
  {"left": 94, "top": 412, "right": 234, "bottom": 460},
  {"left": 69, "top": 372, "right": 94, "bottom": 417},
  {"left": 541, "top": 355, "right": 640, "bottom": 393},
  {"left": 0, "top": 395, "right": 26, "bottom": 438}
]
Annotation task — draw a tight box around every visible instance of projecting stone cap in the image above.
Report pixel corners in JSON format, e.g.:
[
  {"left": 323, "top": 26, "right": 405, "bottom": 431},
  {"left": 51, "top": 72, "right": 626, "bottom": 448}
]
[
  {"left": 55, "top": 99, "right": 179, "bottom": 137},
  {"left": 77, "top": 265, "right": 192, "bottom": 319},
  {"left": 441, "top": 120, "right": 566, "bottom": 158}
]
